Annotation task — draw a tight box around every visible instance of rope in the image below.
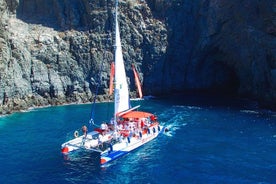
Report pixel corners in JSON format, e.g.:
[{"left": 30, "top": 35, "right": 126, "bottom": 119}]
[{"left": 89, "top": 33, "right": 111, "bottom": 127}]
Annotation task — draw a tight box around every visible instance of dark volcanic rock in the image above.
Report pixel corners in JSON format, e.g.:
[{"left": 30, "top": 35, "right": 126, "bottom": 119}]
[
  {"left": 0, "top": 0, "right": 275, "bottom": 114},
  {"left": 146, "top": 0, "right": 276, "bottom": 108},
  {"left": 0, "top": 0, "right": 167, "bottom": 114}
]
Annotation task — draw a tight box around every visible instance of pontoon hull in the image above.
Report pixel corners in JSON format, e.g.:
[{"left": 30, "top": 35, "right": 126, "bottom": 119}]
[{"left": 100, "top": 125, "right": 165, "bottom": 165}]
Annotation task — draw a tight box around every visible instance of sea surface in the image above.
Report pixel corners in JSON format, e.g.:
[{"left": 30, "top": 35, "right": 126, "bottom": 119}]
[{"left": 0, "top": 95, "right": 275, "bottom": 184}]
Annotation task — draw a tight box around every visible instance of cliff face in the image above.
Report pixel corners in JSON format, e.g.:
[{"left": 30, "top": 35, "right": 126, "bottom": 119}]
[
  {"left": 0, "top": 0, "right": 167, "bottom": 114},
  {"left": 0, "top": 0, "right": 275, "bottom": 114},
  {"left": 146, "top": 0, "right": 276, "bottom": 103}
]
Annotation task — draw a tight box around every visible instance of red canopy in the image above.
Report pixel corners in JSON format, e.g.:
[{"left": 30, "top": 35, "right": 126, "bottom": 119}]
[{"left": 120, "top": 111, "right": 153, "bottom": 119}]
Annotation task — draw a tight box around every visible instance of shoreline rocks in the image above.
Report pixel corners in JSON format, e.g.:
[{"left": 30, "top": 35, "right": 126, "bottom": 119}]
[{"left": 0, "top": 0, "right": 275, "bottom": 115}]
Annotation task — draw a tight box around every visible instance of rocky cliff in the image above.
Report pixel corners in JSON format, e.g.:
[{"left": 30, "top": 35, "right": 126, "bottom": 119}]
[
  {"left": 0, "top": 0, "right": 275, "bottom": 114},
  {"left": 146, "top": 0, "right": 276, "bottom": 104}
]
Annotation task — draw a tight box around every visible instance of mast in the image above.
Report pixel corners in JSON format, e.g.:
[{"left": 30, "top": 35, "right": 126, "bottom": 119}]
[
  {"left": 109, "top": 62, "right": 115, "bottom": 95},
  {"left": 114, "top": 0, "right": 130, "bottom": 118}
]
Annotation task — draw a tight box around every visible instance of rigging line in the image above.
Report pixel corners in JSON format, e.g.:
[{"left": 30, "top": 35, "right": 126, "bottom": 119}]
[
  {"left": 89, "top": 33, "right": 111, "bottom": 126},
  {"left": 106, "top": 0, "right": 117, "bottom": 123}
]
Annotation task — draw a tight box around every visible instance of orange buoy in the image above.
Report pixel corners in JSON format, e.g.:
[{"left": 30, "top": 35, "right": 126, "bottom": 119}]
[
  {"left": 100, "top": 158, "right": 106, "bottom": 164},
  {"left": 61, "top": 147, "right": 69, "bottom": 154}
]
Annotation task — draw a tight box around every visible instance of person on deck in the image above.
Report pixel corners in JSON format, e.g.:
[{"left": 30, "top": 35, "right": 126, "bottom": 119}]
[
  {"left": 140, "top": 120, "right": 144, "bottom": 128},
  {"left": 98, "top": 132, "right": 103, "bottom": 148},
  {"left": 108, "top": 119, "right": 115, "bottom": 131},
  {"left": 82, "top": 125, "right": 88, "bottom": 138},
  {"left": 117, "top": 123, "right": 123, "bottom": 130},
  {"left": 101, "top": 122, "right": 108, "bottom": 135}
]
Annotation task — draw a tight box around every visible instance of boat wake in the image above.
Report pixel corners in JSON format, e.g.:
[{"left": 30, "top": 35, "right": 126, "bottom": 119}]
[
  {"left": 158, "top": 105, "right": 198, "bottom": 137},
  {"left": 164, "top": 122, "right": 187, "bottom": 137}
]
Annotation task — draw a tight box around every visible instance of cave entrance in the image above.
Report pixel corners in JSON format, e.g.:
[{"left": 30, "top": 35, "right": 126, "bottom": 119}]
[{"left": 197, "top": 53, "right": 240, "bottom": 97}]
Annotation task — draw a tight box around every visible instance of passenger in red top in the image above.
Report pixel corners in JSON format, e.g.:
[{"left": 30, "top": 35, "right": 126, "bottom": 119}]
[{"left": 141, "top": 120, "right": 144, "bottom": 128}]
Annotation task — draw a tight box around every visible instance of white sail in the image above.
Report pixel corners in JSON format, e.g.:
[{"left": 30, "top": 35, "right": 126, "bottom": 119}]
[{"left": 114, "top": 0, "right": 130, "bottom": 115}]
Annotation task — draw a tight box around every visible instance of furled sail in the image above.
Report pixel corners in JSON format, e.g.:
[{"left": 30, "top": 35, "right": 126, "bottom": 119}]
[{"left": 132, "top": 64, "right": 143, "bottom": 98}]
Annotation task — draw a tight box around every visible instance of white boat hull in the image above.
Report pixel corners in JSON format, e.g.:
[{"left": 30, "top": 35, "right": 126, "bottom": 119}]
[
  {"left": 100, "top": 124, "right": 165, "bottom": 164},
  {"left": 61, "top": 124, "right": 165, "bottom": 165}
]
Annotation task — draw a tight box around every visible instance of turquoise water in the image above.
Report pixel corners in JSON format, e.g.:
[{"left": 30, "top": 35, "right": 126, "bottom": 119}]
[{"left": 0, "top": 96, "right": 275, "bottom": 183}]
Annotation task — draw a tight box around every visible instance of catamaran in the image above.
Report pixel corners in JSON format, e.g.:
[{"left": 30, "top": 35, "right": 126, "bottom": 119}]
[{"left": 61, "top": 0, "right": 167, "bottom": 165}]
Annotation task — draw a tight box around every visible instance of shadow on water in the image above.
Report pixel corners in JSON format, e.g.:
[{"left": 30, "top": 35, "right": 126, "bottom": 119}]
[{"left": 156, "top": 93, "right": 260, "bottom": 110}]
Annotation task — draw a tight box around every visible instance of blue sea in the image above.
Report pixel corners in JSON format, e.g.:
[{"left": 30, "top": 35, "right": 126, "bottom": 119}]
[{"left": 0, "top": 95, "right": 275, "bottom": 184}]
